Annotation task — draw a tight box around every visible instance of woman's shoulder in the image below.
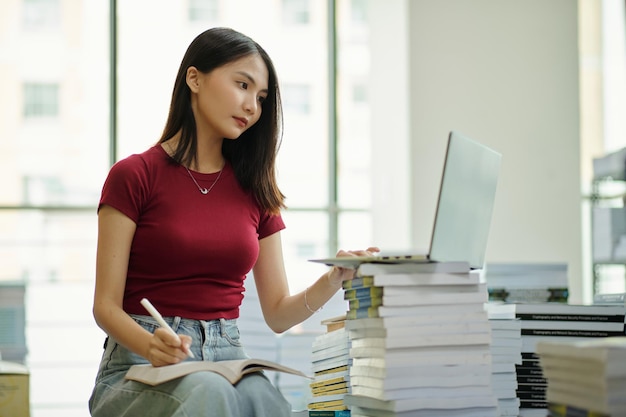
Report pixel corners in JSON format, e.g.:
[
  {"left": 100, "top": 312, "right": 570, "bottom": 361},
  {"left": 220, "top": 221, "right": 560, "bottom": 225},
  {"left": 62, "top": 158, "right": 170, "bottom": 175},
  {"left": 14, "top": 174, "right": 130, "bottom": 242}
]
[{"left": 110, "top": 144, "right": 168, "bottom": 174}]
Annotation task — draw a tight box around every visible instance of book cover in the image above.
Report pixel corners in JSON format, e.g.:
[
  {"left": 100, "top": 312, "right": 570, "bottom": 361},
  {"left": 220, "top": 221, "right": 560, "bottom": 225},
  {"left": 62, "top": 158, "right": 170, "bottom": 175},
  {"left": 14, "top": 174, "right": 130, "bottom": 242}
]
[
  {"left": 348, "top": 331, "right": 491, "bottom": 351},
  {"left": 348, "top": 296, "right": 382, "bottom": 310},
  {"left": 307, "top": 393, "right": 348, "bottom": 410},
  {"left": 516, "top": 313, "right": 625, "bottom": 323},
  {"left": 377, "top": 302, "right": 486, "bottom": 318},
  {"left": 536, "top": 337, "right": 626, "bottom": 369},
  {"left": 310, "top": 372, "right": 350, "bottom": 390},
  {"left": 346, "top": 311, "right": 488, "bottom": 330},
  {"left": 344, "top": 391, "right": 497, "bottom": 412},
  {"left": 521, "top": 328, "right": 625, "bottom": 338},
  {"left": 308, "top": 410, "right": 350, "bottom": 417},
  {"left": 342, "top": 276, "right": 374, "bottom": 290},
  {"left": 548, "top": 402, "right": 610, "bottom": 417},
  {"left": 514, "top": 303, "right": 626, "bottom": 317},
  {"left": 320, "top": 315, "right": 347, "bottom": 333},
  {"left": 381, "top": 287, "right": 488, "bottom": 307},
  {"left": 346, "top": 307, "right": 380, "bottom": 320},
  {"left": 125, "top": 358, "right": 310, "bottom": 386},
  {"left": 344, "top": 287, "right": 383, "bottom": 300},
  {"left": 594, "top": 292, "right": 626, "bottom": 305},
  {"left": 350, "top": 362, "right": 491, "bottom": 380},
  {"left": 382, "top": 283, "right": 485, "bottom": 296}
]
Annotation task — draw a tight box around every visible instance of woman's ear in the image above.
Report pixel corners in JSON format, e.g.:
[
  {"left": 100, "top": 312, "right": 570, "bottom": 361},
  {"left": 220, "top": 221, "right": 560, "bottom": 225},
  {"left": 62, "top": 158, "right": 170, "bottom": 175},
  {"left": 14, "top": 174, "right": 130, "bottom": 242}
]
[{"left": 186, "top": 66, "right": 200, "bottom": 92}]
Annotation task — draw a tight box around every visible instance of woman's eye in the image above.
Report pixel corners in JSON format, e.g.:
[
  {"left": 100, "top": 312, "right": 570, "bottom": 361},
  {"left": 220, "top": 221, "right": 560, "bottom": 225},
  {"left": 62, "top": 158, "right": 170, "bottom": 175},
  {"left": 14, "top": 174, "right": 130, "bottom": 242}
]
[
  {"left": 258, "top": 96, "right": 266, "bottom": 104},
  {"left": 239, "top": 82, "right": 248, "bottom": 89}
]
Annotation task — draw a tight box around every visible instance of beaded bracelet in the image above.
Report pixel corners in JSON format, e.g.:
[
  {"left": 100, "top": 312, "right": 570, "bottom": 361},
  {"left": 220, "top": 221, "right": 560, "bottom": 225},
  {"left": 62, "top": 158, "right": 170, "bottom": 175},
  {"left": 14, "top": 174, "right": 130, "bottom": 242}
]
[{"left": 304, "top": 286, "right": 322, "bottom": 313}]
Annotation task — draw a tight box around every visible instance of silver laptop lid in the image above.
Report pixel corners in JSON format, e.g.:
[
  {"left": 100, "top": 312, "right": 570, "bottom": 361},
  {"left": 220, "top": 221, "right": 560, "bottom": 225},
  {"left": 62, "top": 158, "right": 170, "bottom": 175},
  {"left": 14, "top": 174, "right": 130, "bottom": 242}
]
[{"left": 428, "top": 131, "right": 502, "bottom": 269}]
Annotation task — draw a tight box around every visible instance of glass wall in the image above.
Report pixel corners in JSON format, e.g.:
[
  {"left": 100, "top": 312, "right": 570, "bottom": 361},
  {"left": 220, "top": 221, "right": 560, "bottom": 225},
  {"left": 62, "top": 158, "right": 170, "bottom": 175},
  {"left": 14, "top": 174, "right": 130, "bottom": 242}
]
[{"left": 0, "top": 0, "right": 374, "bottom": 414}]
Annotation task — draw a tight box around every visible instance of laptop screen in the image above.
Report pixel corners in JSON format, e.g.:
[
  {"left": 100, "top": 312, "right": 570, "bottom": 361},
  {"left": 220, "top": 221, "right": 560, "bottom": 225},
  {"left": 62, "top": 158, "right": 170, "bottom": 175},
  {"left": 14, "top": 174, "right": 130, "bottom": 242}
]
[{"left": 428, "top": 131, "right": 502, "bottom": 269}]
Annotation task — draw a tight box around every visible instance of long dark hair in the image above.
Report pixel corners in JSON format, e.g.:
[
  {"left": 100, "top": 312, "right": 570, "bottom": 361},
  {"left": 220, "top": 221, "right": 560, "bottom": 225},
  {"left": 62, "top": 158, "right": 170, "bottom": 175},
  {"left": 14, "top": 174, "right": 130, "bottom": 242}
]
[{"left": 158, "top": 27, "right": 285, "bottom": 214}]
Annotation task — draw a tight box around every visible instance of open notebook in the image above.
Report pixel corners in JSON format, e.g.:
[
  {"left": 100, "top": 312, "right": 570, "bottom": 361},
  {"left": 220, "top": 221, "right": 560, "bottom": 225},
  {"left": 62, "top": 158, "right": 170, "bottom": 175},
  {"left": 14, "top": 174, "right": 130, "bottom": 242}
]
[{"left": 309, "top": 130, "right": 502, "bottom": 270}]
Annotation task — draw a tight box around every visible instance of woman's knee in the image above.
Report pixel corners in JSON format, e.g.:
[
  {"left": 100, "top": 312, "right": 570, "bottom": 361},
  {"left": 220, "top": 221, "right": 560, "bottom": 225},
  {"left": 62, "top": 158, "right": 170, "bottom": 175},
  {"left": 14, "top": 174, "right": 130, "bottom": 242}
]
[
  {"left": 172, "top": 372, "right": 237, "bottom": 401},
  {"left": 235, "top": 373, "right": 292, "bottom": 416}
]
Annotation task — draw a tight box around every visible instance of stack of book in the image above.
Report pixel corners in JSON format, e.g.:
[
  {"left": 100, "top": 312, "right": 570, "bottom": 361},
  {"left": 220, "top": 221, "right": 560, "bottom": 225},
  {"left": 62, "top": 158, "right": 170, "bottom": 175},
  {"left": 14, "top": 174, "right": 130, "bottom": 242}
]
[
  {"left": 484, "top": 263, "right": 569, "bottom": 304},
  {"left": 594, "top": 292, "right": 626, "bottom": 306},
  {"left": 513, "top": 302, "right": 626, "bottom": 416},
  {"left": 308, "top": 320, "right": 352, "bottom": 414},
  {"left": 486, "top": 303, "right": 522, "bottom": 416},
  {"left": 340, "top": 261, "right": 499, "bottom": 417},
  {"left": 238, "top": 276, "right": 281, "bottom": 360},
  {"left": 536, "top": 337, "right": 626, "bottom": 417}
]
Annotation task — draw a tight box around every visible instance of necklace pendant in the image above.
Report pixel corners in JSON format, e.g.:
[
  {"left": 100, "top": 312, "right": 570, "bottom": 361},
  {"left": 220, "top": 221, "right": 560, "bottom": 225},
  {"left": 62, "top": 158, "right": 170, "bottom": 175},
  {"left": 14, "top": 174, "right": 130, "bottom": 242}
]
[{"left": 185, "top": 164, "right": 223, "bottom": 195}]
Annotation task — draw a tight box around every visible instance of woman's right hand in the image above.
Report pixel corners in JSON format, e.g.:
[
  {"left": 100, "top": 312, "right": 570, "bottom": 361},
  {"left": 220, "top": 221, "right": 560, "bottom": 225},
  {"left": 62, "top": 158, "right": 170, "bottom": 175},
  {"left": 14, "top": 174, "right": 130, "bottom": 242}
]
[{"left": 146, "top": 328, "right": 193, "bottom": 367}]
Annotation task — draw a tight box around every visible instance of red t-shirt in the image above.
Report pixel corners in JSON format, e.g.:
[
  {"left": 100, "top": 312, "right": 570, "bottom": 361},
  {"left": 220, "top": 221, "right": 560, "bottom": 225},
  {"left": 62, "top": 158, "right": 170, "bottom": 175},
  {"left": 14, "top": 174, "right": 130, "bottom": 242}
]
[{"left": 99, "top": 145, "right": 285, "bottom": 320}]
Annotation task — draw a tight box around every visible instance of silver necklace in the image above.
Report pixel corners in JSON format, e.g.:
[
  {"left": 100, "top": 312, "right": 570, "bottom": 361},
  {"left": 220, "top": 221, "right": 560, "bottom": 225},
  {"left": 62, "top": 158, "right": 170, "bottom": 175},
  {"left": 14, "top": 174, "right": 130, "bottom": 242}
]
[{"left": 185, "top": 165, "right": 223, "bottom": 195}]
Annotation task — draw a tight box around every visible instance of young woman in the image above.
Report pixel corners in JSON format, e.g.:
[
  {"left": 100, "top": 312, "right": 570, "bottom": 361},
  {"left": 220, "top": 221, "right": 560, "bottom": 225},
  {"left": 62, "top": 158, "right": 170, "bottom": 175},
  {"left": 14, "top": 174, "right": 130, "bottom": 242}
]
[{"left": 89, "top": 27, "right": 378, "bottom": 417}]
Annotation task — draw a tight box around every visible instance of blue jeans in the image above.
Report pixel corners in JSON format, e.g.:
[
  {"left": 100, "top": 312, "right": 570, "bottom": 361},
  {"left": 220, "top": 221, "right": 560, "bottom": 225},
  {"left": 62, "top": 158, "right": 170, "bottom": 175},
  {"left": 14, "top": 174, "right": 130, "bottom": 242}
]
[{"left": 89, "top": 315, "right": 292, "bottom": 417}]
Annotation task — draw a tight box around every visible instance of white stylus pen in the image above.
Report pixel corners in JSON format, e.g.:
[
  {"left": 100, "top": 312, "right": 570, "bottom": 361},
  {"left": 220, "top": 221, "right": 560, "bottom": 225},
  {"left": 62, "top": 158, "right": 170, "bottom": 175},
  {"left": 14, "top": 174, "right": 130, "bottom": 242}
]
[{"left": 140, "top": 298, "right": 195, "bottom": 358}]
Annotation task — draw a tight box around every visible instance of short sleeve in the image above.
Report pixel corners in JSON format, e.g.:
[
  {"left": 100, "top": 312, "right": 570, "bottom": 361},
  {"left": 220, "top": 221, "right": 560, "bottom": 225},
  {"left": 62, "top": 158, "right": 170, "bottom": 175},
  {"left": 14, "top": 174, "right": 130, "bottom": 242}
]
[
  {"left": 98, "top": 155, "right": 151, "bottom": 223},
  {"left": 258, "top": 211, "right": 285, "bottom": 239}
]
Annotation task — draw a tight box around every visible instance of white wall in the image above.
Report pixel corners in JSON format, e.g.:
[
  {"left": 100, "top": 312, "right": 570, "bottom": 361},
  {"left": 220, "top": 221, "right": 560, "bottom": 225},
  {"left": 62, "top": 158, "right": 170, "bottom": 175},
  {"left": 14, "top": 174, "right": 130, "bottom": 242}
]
[
  {"left": 369, "top": 0, "right": 412, "bottom": 252},
  {"left": 371, "top": 1, "right": 584, "bottom": 302}
]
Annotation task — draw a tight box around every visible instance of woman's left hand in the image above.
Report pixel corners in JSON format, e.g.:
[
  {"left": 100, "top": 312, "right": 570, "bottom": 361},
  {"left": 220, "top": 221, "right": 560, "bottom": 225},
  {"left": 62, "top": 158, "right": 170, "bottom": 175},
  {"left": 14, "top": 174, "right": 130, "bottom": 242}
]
[{"left": 327, "top": 246, "right": 380, "bottom": 287}]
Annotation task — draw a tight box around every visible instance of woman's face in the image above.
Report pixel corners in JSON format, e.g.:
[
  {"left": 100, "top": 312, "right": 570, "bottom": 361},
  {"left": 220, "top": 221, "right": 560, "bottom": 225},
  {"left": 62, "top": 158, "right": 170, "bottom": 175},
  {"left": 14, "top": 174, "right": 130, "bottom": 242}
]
[{"left": 188, "top": 54, "right": 269, "bottom": 141}]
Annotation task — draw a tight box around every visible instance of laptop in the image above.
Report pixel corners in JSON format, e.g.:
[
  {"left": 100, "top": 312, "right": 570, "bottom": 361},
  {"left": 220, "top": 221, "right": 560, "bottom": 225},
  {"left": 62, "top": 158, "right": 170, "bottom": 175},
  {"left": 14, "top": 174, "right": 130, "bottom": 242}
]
[{"left": 309, "top": 130, "right": 502, "bottom": 269}]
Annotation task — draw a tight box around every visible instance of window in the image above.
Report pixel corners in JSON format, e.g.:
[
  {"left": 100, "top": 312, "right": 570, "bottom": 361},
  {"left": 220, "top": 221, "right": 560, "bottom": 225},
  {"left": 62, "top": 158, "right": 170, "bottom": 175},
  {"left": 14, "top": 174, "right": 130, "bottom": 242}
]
[
  {"left": 23, "top": 83, "right": 59, "bottom": 118},
  {"left": 188, "top": 0, "right": 219, "bottom": 23},
  {"left": 352, "top": 82, "right": 367, "bottom": 103},
  {"left": 2, "top": 0, "right": 379, "bottom": 414},
  {"left": 282, "top": 83, "right": 311, "bottom": 114},
  {"left": 350, "top": 0, "right": 367, "bottom": 24},
  {"left": 0, "top": 284, "right": 27, "bottom": 363},
  {"left": 282, "top": 0, "right": 309, "bottom": 25},
  {"left": 22, "top": 0, "right": 60, "bottom": 30}
]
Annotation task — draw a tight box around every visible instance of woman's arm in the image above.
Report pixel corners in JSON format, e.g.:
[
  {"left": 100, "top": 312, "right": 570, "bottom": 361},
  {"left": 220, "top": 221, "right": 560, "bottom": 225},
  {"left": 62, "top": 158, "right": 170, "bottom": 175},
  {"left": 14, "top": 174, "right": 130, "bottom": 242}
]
[
  {"left": 92, "top": 205, "right": 191, "bottom": 366},
  {"left": 252, "top": 231, "right": 378, "bottom": 333}
]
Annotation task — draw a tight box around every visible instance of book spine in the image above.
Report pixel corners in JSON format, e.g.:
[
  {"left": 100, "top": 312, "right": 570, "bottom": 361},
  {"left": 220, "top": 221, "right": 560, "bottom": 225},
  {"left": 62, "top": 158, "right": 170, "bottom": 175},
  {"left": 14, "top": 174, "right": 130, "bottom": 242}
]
[
  {"left": 548, "top": 402, "right": 610, "bottom": 417},
  {"left": 593, "top": 292, "right": 626, "bottom": 305},
  {"left": 520, "top": 329, "right": 625, "bottom": 337},
  {"left": 348, "top": 297, "right": 382, "bottom": 309},
  {"left": 342, "top": 276, "right": 374, "bottom": 290},
  {"left": 344, "top": 287, "right": 383, "bottom": 300},
  {"left": 514, "top": 304, "right": 626, "bottom": 316},
  {"left": 519, "top": 399, "right": 548, "bottom": 409},
  {"left": 516, "top": 313, "right": 625, "bottom": 323},
  {"left": 489, "top": 287, "right": 569, "bottom": 303},
  {"left": 308, "top": 410, "right": 351, "bottom": 417},
  {"left": 346, "top": 307, "right": 380, "bottom": 320}
]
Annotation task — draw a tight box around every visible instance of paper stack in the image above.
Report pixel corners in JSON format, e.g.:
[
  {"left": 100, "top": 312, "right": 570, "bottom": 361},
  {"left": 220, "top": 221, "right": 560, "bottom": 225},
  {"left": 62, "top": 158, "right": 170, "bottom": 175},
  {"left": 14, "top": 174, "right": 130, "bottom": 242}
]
[
  {"left": 341, "top": 261, "right": 498, "bottom": 417},
  {"left": 536, "top": 337, "right": 626, "bottom": 417},
  {"left": 513, "top": 302, "right": 626, "bottom": 416},
  {"left": 486, "top": 302, "right": 522, "bottom": 416},
  {"left": 308, "top": 322, "right": 352, "bottom": 413},
  {"left": 484, "top": 263, "right": 569, "bottom": 304}
]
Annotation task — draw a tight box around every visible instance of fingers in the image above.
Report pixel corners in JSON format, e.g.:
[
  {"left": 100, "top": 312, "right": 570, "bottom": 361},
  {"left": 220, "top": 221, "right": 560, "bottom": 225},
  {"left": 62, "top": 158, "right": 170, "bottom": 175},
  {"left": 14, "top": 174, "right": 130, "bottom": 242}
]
[
  {"left": 327, "top": 265, "right": 355, "bottom": 287},
  {"left": 180, "top": 334, "right": 193, "bottom": 356},
  {"left": 148, "top": 328, "right": 191, "bottom": 367},
  {"left": 336, "top": 246, "right": 381, "bottom": 257}
]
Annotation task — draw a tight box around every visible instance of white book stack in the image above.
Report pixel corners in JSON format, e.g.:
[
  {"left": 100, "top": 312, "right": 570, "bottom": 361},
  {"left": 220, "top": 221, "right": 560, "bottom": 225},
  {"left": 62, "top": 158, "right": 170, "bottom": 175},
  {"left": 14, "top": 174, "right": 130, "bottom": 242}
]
[
  {"left": 238, "top": 274, "right": 280, "bottom": 360},
  {"left": 514, "top": 302, "right": 626, "bottom": 416},
  {"left": 536, "top": 337, "right": 626, "bottom": 417},
  {"left": 341, "top": 262, "right": 498, "bottom": 417},
  {"left": 486, "top": 303, "right": 522, "bottom": 417},
  {"left": 308, "top": 326, "right": 352, "bottom": 412},
  {"left": 484, "top": 263, "right": 569, "bottom": 304}
]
